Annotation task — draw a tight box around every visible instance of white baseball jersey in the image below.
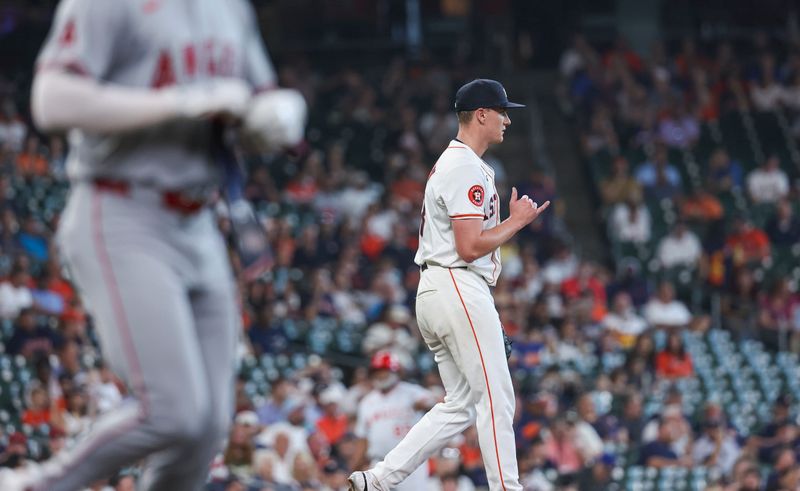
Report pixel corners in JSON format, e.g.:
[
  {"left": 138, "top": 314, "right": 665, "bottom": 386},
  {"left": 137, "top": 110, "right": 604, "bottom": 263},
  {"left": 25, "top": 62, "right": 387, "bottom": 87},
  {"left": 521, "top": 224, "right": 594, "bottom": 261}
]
[
  {"left": 36, "top": 0, "right": 276, "bottom": 189},
  {"left": 414, "top": 140, "right": 502, "bottom": 285},
  {"left": 354, "top": 382, "right": 433, "bottom": 460}
]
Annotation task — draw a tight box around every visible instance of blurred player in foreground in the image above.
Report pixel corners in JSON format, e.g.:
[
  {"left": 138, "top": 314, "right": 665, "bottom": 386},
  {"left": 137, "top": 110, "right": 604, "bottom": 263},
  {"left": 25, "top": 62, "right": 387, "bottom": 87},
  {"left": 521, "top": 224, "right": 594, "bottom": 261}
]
[
  {"left": 0, "top": 0, "right": 305, "bottom": 490},
  {"left": 349, "top": 79, "right": 550, "bottom": 491},
  {"left": 353, "top": 351, "right": 437, "bottom": 491}
]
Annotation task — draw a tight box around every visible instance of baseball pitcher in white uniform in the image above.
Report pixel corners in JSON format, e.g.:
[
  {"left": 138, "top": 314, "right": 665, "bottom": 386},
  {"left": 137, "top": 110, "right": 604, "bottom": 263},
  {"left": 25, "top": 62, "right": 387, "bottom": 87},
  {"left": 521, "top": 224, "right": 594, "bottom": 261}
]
[
  {"left": 1, "top": 1, "right": 304, "bottom": 490},
  {"left": 349, "top": 79, "right": 550, "bottom": 491},
  {"left": 353, "top": 351, "right": 437, "bottom": 491}
]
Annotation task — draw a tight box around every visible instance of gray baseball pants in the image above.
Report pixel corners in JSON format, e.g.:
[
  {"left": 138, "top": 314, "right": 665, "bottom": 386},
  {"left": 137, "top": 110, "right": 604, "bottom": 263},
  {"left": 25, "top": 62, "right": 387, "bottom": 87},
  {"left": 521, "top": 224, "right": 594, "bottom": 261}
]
[{"left": 35, "top": 182, "right": 238, "bottom": 491}]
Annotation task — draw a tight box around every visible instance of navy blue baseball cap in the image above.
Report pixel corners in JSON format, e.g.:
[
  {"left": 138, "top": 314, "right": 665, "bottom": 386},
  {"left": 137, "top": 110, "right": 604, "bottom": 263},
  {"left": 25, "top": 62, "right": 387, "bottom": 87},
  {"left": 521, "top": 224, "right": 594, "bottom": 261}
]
[{"left": 454, "top": 79, "right": 525, "bottom": 112}]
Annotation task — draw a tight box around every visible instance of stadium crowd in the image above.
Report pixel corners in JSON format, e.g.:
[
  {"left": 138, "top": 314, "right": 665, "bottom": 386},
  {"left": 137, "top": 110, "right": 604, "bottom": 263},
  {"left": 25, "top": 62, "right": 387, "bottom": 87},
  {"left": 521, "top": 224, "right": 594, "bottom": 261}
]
[{"left": 0, "top": 35, "right": 797, "bottom": 491}]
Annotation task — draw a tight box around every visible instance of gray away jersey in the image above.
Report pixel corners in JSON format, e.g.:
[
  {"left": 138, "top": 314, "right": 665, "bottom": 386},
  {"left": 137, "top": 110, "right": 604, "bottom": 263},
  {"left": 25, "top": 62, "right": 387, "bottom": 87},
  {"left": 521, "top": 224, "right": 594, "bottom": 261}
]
[{"left": 36, "top": 0, "right": 277, "bottom": 189}]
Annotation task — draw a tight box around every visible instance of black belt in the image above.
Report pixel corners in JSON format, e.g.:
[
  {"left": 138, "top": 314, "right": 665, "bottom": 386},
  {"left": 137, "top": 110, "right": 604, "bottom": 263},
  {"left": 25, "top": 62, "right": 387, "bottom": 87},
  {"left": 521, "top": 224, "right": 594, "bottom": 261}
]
[{"left": 420, "top": 263, "right": 468, "bottom": 272}]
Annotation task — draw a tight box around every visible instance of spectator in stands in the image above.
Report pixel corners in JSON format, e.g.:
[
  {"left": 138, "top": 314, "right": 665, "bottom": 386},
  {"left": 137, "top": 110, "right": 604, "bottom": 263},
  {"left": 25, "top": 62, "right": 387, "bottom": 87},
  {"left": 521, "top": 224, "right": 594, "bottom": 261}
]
[
  {"left": 427, "top": 449, "right": 477, "bottom": 491},
  {"left": 610, "top": 192, "right": 651, "bottom": 244},
  {"left": 599, "top": 156, "right": 642, "bottom": 207},
  {"left": 765, "top": 446, "right": 798, "bottom": 491},
  {"left": 0, "top": 100, "right": 27, "bottom": 152},
  {"left": 750, "top": 70, "right": 783, "bottom": 112},
  {"left": 543, "top": 417, "right": 584, "bottom": 476},
  {"left": 656, "top": 221, "right": 702, "bottom": 269},
  {"left": 726, "top": 457, "right": 762, "bottom": 491},
  {"left": 18, "top": 217, "right": 49, "bottom": 262},
  {"left": 6, "top": 308, "right": 56, "bottom": 359},
  {"left": 0, "top": 432, "right": 29, "bottom": 469},
  {"left": 582, "top": 111, "right": 619, "bottom": 156},
  {"left": 655, "top": 331, "right": 694, "bottom": 379},
  {"left": 88, "top": 361, "right": 123, "bottom": 414},
  {"left": 635, "top": 146, "right": 682, "bottom": 189},
  {"left": 725, "top": 217, "right": 771, "bottom": 264},
  {"left": 256, "top": 377, "right": 295, "bottom": 425},
  {"left": 223, "top": 417, "right": 257, "bottom": 482},
  {"left": 643, "top": 281, "right": 692, "bottom": 330},
  {"left": 45, "top": 427, "right": 67, "bottom": 459},
  {"left": 0, "top": 265, "right": 33, "bottom": 319},
  {"left": 748, "top": 395, "right": 795, "bottom": 463},
  {"left": 639, "top": 416, "right": 692, "bottom": 468},
  {"left": 419, "top": 93, "right": 459, "bottom": 156},
  {"left": 680, "top": 187, "right": 724, "bottom": 223},
  {"left": 619, "top": 392, "right": 646, "bottom": 446},
  {"left": 21, "top": 384, "right": 52, "bottom": 427},
  {"left": 691, "top": 417, "right": 740, "bottom": 478},
  {"left": 573, "top": 395, "right": 604, "bottom": 462},
  {"left": 607, "top": 258, "right": 650, "bottom": 308},
  {"left": 48, "top": 136, "right": 66, "bottom": 180},
  {"left": 706, "top": 148, "right": 744, "bottom": 193},
  {"left": 561, "top": 262, "right": 607, "bottom": 320},
  {"left": 757, "top": 277, "right": 800, "bottom": 350},
  {"left": 15, "top": 135, "right": 48, "bottom": 177},
  {"left": 602, "top": 292, "right": 647, "bottom": 349},
  {"left": 658, "top": 102, "right": 700, "bottom": 149},
  {"left": 747, "top": 154, "right": 790, "bottom": 204},
  {"left": 58, "top": 389, "right": 92, "bottom": 440},
  {"left": 765, "top": 198, "right": 800, "bottom": 246},
  {"left": 316, "top": 385, "right": 348, "bottom": 446},
  {"left": 721, "top": 268, "right": 760, "bottom": 340},
  {"left": 339, "top": 171, "right": 381, "bottom": 224},
  {"left": 623, "top": 334, "right": 656, "bottom": 389},
  {"left": 361, "top": 304, "right": 418, "bottom": 370},
  {"left": 542, "top": 242, "right": 579, "bottom": 285}
]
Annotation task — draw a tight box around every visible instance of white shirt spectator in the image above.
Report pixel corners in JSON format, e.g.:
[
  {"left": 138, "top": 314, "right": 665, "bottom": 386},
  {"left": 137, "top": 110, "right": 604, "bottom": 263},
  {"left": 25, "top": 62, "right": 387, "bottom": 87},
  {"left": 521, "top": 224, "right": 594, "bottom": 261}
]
[
  {"left": 603, "top": 310, "right": 647, "bottom": 339},
  {"left": 542, "top": 251, "right": 578, "bottom": 285},
  {"left": 610, "top": 202, "right": 651, "bottom": 244},
  {"left": 644, "top": 297, "right": 691, "bottom": 328},
  {"left": 0, "top": 281, "right": 33, "bottom": 319},
  {"left": 339, "top": 176, "right": 382, "bottom": 223},
  {"left": 751, "top": 83, "right": 783, "bottom": 111},
  {"left": 691, "top": 430, "right": 740, "bottom": 477},
  {"left": 657, "top": 228, "right": 702, "bottom": 268},
  {"left": 747, "top": 164, "right": 789, "bottom": 203},
  {"left": 89, "top": 379, "right": 123, "bottom": 414},
  {"left": 573, "top": 420, "right": 604, "bottom": 462}
]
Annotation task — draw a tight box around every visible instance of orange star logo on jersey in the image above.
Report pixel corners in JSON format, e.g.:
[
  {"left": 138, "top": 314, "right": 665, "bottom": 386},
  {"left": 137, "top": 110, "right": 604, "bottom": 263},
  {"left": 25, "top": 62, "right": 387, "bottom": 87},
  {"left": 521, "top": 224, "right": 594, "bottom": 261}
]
[{"left": 468, "top": 185, "right": 484, "bottom": 206}]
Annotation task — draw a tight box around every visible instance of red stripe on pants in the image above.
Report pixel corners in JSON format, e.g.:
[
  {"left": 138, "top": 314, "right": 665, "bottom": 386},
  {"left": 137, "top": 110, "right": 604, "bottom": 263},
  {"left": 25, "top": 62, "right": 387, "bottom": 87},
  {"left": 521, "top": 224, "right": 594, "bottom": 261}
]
[{"left": 448, "top": 270, "right": 507, "bottom": 491}]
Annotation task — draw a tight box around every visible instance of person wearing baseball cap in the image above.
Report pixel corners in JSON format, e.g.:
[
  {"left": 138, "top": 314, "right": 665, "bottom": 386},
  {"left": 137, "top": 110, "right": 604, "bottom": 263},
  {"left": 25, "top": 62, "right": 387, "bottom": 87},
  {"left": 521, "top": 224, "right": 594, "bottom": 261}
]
[
  {"left": 349, "top": 78, "right": 548, "bottom": 491},
  {"left": 454, "top": 79, "right": 526, "bottom": 112}
]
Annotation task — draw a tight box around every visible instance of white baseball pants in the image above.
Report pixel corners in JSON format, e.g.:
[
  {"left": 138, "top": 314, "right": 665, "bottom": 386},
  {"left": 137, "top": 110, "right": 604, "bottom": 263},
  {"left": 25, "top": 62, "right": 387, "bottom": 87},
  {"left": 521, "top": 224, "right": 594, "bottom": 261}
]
[{"left": 371, "top": 265, "right": 521, "bottom": 490}]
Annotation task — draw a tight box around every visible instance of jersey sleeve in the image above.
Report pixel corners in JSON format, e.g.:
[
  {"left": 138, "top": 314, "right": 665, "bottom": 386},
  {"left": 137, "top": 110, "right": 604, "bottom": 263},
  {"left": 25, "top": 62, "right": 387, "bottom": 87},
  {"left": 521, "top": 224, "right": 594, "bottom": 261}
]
[
  {"left": 239, "top": 0, "right": 277, "bottom": 91},
  {"left": 36, "top": 0, "right": 128, "bottom": 79},
  {"left": 438, "top": 165, "right": 487, "bottom": 220}
]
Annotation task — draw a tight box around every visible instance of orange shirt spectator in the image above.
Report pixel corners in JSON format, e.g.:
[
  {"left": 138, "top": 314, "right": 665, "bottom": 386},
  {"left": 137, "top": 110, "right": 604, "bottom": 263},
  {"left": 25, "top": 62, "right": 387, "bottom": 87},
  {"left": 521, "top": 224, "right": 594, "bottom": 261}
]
[
  {"left": 725, "top": 219, "right": 770, "bottom": 264},
  {"left": 561, "top": 264, "right": 608, "bottom": 321},
  {"left": 317, "top": 387, "right": 349, "bottom": 445},
  {"left": 681, "top": 190, "right": 723, "bottom": 222},
  {"left": 22, "top": 385, "right": 52, "bottom": 426},
  {"left": 16, "top": 152, "right": 49, "bottom": 177},
  {"left": 655, "top": 332, "right": 693, "bottom": 379}
]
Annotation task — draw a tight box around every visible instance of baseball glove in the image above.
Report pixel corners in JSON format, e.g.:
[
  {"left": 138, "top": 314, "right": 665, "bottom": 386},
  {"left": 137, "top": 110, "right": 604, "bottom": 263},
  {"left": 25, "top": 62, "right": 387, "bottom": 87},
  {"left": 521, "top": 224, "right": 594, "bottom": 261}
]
[{"left": 503, "top": 329, "right": 513, "bottom": 360}]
